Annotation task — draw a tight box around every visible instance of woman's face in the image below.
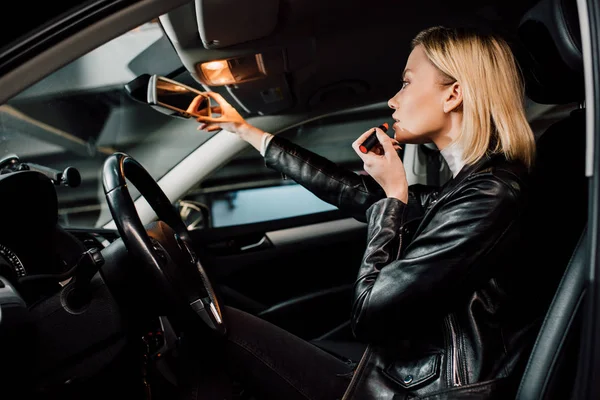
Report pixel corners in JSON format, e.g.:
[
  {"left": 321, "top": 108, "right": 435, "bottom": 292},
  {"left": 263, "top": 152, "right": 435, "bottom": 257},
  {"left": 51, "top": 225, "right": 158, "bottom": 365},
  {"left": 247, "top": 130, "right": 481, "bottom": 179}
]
[{"left": 388, "top": 45, "right": 454, "bottom": 144}]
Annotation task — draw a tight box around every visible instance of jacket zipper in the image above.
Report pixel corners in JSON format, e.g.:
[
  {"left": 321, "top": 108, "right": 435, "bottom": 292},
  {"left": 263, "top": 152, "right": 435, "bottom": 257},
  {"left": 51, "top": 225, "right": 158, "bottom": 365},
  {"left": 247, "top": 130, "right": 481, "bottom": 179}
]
[
  {"left": 341, "top": 344, "right": 372, "bottom": 400},
  {"left": 396, "top": 225, "right": 404, "bottom": 259},
  {"left": 445, "top": 314, "right": 466, "bottom": 387}
]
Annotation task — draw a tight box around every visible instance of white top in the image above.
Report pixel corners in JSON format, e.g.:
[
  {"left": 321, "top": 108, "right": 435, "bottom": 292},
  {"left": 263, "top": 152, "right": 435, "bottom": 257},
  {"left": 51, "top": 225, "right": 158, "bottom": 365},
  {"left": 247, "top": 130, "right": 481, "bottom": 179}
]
[
  {"left": 440, "top": 141, "right": 465, "bottom": 178},
  {"left": 260, "top": 132, "right": 275, "bottom": 156}
]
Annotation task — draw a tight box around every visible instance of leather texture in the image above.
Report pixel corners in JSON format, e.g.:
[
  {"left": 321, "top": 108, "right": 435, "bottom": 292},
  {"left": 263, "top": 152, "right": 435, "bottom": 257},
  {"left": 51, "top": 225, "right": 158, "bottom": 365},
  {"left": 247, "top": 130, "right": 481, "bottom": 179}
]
[
  {"left": 513, "top": 109, "right": 587, "bottom": 399},
  {"left": 265, "top": 136, "right": 538, "bottom": 399},
  {"left": 515, "top": 229, "right": 587, "bottom": 400}
]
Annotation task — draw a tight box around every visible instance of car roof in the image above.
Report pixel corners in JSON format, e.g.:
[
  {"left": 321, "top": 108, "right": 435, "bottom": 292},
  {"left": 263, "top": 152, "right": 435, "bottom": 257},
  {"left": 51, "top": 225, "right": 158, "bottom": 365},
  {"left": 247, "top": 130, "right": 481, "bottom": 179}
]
[
  {"left": 0, "top": 0, "right": 541, "bottom": 116},
  {"left": 161, "top": 0, "right": 541, "bottom": 115}
]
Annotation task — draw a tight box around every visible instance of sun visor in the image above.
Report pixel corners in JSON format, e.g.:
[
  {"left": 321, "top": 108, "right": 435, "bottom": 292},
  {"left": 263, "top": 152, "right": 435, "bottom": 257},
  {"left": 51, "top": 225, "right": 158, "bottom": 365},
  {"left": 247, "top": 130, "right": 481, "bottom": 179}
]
[
  {"left": 195, "top": 0, "right": 279, "bottom": 49},
  {"left": 225, "top": 74, "right": 293, "bottom": 115}
]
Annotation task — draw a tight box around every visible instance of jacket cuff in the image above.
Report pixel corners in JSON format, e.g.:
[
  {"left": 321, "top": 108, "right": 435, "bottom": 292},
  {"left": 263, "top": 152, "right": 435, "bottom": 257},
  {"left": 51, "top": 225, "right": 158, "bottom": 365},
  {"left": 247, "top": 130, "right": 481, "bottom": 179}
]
[
  {"left": 366, "top": 197, "right": 407, "bottom": 229},
  {"left": 364, "top": 198, "right": 406, "bottom": 263},
  {"left": 263, "top": 135, "right": 292, "bottom": 180}
]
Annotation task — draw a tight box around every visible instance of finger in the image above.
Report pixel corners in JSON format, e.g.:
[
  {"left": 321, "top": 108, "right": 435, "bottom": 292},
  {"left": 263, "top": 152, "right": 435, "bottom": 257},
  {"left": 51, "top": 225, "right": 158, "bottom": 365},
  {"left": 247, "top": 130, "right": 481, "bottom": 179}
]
[
  {"left": 194, "top": 107, "right": 210, "bottom": 117},
  {"left": 195, "top": 115, "right": 223, "bottom": 123},
  {"left": 352, "top": 127, "right": 380, "bottom": 147},
  {"left": 354, "top": 127, "right": 389, "bottom": 154},
  {"left": 187, "top": 94, "right": 207, "bottom": 113},
  {"left": 197, "top": 123, "right": 208, "bottom": 131},
  {"left": 352, "top": 129, "right": 380, "bottom": 154},
  {"left": 206, "top": 125, "right": 221, "bottom": 132},
  {"left": 352, "top": 140, "right": 370, "bottom": 160},
  {"left": 205, "top": 91, "right": 230, "bottom": 107},
  {"left": 376, "top": 129, "right": 396, "bottom": 156},
  {"left": 211, "top": 106, "right": 222, "bottom": 115},
  {"left": 391, "top": 139, "right": 403, "bottom": 152},
  {"left": 372, "top": 144, "right": 384, "bottom": 156},
  {"left": 352, "top": 141, "right": 381, "bottom": 162}
]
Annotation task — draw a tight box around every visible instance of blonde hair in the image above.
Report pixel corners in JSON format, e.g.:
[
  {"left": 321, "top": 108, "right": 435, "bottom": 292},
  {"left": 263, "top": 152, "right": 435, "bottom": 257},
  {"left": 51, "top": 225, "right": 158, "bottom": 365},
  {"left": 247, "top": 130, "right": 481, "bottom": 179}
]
[{"left": 412, "top": 26, "right": 536, "bottom": 169}]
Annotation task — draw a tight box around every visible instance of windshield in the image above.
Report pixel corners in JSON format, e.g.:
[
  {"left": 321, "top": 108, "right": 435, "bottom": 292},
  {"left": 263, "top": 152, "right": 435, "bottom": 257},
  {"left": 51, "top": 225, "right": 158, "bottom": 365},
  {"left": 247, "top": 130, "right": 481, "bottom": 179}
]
[{"left": 1, "top": 20, "right": 211, "bottom": 228}]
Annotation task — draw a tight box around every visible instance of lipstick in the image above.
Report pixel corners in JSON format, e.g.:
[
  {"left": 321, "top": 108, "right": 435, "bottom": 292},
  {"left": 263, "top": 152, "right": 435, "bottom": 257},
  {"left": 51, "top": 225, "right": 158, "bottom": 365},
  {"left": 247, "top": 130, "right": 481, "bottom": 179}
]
[{"left": 359, "top": 122, "right": 389, "bottom": 154}]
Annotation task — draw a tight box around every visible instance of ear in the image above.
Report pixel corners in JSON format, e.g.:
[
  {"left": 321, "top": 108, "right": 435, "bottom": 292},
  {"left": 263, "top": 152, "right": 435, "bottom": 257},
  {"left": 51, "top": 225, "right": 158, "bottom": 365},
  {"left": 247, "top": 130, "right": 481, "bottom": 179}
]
[{"left": 443, "top": 82, "right": 462, "bottom": 113}]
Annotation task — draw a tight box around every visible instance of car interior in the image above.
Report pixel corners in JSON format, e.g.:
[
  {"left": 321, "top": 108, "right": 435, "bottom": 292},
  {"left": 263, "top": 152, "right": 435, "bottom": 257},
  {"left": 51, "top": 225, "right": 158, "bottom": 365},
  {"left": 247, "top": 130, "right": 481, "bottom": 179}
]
[{"left": 0, "top": 0, "right": 595, "bottom": 399}]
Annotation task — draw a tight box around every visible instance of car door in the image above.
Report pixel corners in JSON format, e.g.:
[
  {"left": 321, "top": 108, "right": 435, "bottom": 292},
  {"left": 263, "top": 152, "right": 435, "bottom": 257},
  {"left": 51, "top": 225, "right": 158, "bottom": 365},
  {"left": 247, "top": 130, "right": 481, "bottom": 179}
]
[{"left": 573, "top": 0, "right": 600, "bottom": 397}]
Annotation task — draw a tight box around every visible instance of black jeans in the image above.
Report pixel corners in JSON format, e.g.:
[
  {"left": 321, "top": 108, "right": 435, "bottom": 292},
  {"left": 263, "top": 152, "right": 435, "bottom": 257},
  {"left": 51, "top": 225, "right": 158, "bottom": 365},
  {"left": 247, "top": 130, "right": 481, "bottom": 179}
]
[{"left": 181, "top": 306, "right": 356, "bottom": 400}]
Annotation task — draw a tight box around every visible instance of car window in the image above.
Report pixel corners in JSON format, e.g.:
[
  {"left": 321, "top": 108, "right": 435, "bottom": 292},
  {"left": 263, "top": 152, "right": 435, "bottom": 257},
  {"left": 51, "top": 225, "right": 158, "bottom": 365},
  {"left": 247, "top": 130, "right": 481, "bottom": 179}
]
[
  {"left": 0, "top": 20, "right": 211, "bottom": 228},
  {"left": 182, "top": 110, "right": 398, "bottom": 227}
]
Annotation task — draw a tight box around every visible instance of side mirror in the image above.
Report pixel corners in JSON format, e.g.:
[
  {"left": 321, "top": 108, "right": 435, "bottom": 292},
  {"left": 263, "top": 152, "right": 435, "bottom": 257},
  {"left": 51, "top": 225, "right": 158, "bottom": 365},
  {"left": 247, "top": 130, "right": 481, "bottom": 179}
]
[
  {"left": 176, "top": 200, "right": 211, "bottom": 230},
  {"left": 146, "top": 75, "right": 212, "bottom": 119}
]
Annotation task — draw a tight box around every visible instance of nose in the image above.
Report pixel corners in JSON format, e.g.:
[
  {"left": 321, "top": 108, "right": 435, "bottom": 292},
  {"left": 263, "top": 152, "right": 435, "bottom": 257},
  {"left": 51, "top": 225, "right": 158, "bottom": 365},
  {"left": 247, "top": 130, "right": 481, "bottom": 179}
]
[{"left": 388, "top": 94, "right": 398, "bottom": 109}]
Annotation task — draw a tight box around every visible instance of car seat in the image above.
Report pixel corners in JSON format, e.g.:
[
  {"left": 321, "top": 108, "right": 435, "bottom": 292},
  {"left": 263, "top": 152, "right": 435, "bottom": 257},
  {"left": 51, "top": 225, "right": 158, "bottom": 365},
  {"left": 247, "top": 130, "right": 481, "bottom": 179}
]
[{"left": 513, "top": 0, "right": 588, "bottom": 398}]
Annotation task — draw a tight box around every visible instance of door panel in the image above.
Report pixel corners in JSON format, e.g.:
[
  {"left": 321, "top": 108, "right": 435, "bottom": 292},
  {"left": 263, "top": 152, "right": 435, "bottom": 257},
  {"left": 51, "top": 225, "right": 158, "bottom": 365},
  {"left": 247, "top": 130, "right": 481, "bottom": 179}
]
[{"left": 189, "top": 211, "right": 367, "bottom": 339}]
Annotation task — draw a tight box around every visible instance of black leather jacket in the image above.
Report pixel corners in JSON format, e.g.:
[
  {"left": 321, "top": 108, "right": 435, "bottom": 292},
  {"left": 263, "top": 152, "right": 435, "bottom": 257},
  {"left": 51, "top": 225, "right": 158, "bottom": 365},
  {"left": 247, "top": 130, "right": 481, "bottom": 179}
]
[{"left": 264, "top": 136, "right": 539, "bottom": 399}]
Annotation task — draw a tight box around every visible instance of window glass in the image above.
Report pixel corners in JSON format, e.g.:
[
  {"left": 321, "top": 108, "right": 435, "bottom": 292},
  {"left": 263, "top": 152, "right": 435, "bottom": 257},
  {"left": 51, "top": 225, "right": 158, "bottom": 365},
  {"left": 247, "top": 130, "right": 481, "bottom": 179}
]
[{"left": 1, "top": 20, "right": 210, "bottom": 228}]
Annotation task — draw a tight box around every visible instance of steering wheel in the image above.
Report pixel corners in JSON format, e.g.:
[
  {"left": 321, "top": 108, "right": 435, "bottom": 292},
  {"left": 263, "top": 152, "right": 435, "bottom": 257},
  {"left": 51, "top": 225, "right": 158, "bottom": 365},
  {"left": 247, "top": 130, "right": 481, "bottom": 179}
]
[{"left": 102, "top": 152, "right": 226, "bottom": 335}]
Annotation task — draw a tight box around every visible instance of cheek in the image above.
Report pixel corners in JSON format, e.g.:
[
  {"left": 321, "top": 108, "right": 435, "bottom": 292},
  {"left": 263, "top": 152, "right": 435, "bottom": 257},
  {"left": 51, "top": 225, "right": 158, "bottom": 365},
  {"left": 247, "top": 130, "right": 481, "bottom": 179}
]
[{"left": 400, "top": 90, "right": 444, "bottom": 135}]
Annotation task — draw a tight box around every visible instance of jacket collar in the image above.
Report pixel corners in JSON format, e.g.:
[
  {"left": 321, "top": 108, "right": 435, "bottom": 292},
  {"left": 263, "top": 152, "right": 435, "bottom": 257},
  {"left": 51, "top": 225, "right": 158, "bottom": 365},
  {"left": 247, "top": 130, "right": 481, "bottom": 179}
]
[{"left": 438, "top": 153, "right": 505, "bottom": 196}]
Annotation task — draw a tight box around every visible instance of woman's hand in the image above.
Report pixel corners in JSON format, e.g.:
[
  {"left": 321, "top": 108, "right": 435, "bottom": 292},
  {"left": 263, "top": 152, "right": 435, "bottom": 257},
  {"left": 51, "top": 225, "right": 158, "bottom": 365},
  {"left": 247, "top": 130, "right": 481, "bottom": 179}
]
[
  {"left": 192, "top": 91, "right": 266, "bottom": 151},
  {"left": 189, "top": 92, "right": 247, "bottom": 133},
  {"left": 352, "top": 127, "right": 408, "bottom": 203}
]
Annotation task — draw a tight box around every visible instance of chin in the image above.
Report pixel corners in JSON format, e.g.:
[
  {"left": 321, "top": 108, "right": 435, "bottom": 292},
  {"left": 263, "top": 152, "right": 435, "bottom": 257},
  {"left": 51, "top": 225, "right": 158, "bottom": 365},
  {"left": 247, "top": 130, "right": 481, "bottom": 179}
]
[{"left": 394, "top": 131, "right": 424, "bottom": 145}]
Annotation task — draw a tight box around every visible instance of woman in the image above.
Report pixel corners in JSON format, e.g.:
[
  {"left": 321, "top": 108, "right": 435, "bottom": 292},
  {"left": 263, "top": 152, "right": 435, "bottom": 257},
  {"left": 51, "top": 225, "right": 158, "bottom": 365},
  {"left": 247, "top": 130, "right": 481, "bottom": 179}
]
[{"left": 191, "top": 26, "right": 536, "bottom": 399}]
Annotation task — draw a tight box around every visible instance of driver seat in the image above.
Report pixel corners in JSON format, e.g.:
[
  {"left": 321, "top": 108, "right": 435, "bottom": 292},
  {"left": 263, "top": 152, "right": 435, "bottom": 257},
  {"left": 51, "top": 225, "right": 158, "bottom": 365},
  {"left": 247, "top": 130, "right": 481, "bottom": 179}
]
[{"left": 513, "top": 0, "right": 588, "bottom": 398}]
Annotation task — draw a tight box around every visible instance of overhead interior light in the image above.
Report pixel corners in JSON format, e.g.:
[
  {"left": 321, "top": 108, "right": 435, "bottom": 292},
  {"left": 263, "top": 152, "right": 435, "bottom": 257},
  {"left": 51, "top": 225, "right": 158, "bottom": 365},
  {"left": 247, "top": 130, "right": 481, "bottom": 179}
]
[
  {"left": 197, "top": 54, "right": 267, "bottom": 86},
  {"left": 199, "top": 60, "right": 235, "bottom": 85}
]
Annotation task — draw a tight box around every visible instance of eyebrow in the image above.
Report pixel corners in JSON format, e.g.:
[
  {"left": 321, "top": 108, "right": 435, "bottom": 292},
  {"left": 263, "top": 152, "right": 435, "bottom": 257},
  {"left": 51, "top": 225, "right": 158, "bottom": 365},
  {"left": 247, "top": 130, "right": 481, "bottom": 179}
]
[{"left": 402, "top": 68, "right": 412, "bottom": 79}]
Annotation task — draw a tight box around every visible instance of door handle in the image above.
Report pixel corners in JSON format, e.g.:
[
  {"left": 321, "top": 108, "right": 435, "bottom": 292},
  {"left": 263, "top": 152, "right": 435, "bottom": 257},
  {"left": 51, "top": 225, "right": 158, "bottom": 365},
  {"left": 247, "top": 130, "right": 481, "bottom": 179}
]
[{"left": 239, "top": 236, "right": 270, "bottom": 252}]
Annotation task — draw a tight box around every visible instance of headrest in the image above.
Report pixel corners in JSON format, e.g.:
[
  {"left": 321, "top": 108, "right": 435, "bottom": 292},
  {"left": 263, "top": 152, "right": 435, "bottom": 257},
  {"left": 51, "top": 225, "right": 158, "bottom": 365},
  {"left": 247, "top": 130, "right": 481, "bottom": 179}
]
[{"left": 516, "top": 0, "right": 584, "bottom": 104}]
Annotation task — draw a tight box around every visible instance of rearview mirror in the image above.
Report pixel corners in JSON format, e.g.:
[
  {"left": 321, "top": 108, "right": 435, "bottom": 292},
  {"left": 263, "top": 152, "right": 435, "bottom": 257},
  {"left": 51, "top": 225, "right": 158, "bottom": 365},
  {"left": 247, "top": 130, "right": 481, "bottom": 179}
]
[
  {"left": 124, "top": 73, "right": 152, "bottom": 104},
  {"left": 147, "top": 75, "right": 212, "bottom": 119}
]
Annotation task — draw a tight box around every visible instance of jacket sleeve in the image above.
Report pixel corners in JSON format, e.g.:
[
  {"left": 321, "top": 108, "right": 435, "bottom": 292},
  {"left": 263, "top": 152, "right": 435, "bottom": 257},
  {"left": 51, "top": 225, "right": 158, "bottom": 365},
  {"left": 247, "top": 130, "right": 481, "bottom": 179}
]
[
  {"left": 351, "top": 176, "right": 522, "bottom": 342},
  {"left": 264, "top": 136, "right": 439, "bottom": 222},
  {"left": 264, "top": 135, "right": 385, "bottom": 221}
]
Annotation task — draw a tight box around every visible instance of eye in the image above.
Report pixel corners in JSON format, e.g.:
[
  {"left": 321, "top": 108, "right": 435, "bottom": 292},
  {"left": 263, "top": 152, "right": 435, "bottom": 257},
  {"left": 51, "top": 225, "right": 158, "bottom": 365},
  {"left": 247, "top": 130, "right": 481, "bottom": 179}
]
[{"left": 401, "top": 80, "right": 409, "bottom": 90}]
